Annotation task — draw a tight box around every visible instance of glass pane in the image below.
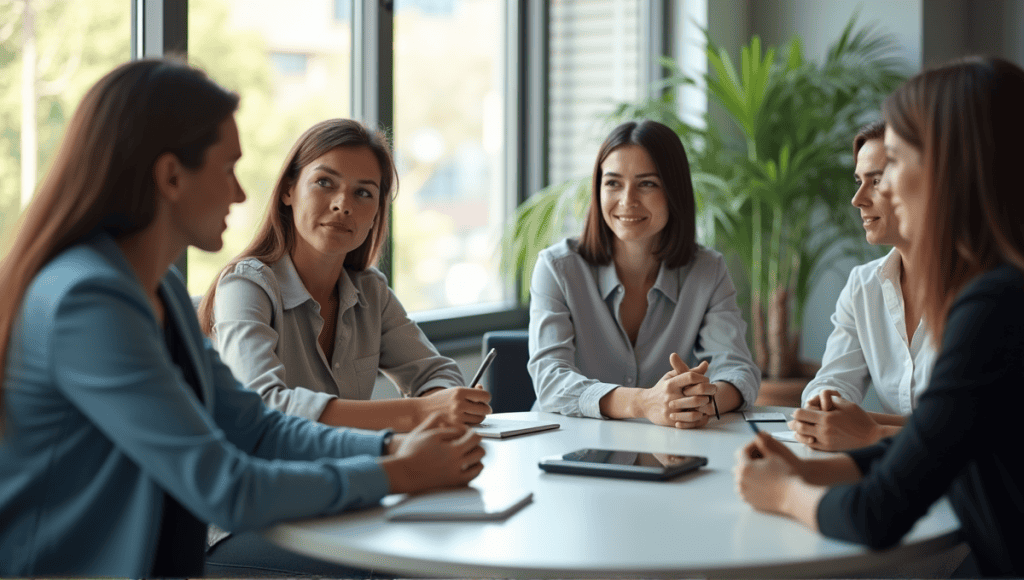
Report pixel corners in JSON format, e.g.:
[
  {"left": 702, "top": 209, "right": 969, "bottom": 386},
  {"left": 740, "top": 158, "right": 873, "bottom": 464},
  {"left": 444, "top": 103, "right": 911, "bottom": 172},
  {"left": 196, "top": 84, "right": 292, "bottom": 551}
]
[
  {"left": 392, "top": 0, "right": 509, "bottom": 312},
  {"left": 186, "top": 0, "right": 352, "bottom": 296},
  {"left": 548, "top": 0, "right": 643, "bottom": 185},
  {"left": 0, "top": 1, "right": 130, "bottom": 247}
]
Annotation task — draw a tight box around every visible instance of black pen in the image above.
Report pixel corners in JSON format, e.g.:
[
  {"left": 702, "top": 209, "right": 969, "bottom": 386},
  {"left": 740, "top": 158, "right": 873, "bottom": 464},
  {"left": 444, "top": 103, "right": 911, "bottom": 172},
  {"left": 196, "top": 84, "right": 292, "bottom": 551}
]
[
  {"left": 711, "top": 394, "right": 720, "bottom": 420},
  {"left": 468, "top": 348, "right": 497, "bottom": 388},
  {"left": 747, "top": 420, "right": 760, "bottom": 434}
]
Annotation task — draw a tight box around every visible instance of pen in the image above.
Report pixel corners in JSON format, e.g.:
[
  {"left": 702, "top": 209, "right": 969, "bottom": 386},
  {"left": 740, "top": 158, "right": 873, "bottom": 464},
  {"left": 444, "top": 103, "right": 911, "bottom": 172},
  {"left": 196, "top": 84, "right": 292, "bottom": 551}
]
[
  {"left": 711, "top": 394, "right": 720, "bottom": 420},
  {"left": 468, "top": 348, "right": 497, "bottom": 389},
  {"left": 747, "top": 420, "right": 761, "bottom": 434}
]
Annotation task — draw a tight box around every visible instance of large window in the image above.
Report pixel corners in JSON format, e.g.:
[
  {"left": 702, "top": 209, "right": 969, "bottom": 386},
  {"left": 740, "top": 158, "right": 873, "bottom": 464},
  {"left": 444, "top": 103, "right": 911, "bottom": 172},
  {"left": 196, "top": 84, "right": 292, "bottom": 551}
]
[
  {"left": 1, "top": 1, "right": 666, "bottom": 344},
  {"left": 186, "top": 0, "right": 353, "bottom": 296},
  {"left": 548, "top": 0, "right": 645, "bottom": 186},
  {"left": 391, "top": 0, "right": 509, "bottom": 314},
  {"left": 0, "top": 0, "right": 130, "bottom": 247}
]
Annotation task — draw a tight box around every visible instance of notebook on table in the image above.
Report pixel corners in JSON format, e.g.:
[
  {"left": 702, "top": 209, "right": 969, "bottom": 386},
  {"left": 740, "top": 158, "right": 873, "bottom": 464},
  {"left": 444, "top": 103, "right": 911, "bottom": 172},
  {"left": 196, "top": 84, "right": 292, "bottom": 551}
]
[
  {"left": 473, "top": 418, "right": 560, "bottom": 439},
  {"left": 385, "top": 486, "right": 533, "bottom": 522}
]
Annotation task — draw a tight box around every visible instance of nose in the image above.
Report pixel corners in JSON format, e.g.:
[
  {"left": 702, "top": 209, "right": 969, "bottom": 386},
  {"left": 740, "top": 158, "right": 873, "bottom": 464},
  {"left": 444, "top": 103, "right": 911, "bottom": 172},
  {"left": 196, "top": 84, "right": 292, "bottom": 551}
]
[
  {"left": 877, "top": 170, "right": 893, "bottom": 200},
  {"left": 331, "top": 190, "right": 351, "bottom": 215},
  {"left": 234, "top": 175, "right": 246, "bottom": 204},
  {"left": 851, "top": 181, "right": 870, "bottom": 208},
  {"left": 619, "top": 183, "right": 639, "bottom": 207}
]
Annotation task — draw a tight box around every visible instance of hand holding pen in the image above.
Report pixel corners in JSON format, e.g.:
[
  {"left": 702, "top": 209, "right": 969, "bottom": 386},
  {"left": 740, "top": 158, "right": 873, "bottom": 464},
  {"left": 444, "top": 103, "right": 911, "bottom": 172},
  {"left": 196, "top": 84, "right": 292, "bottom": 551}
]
[{"left": 416, "top": 349, "right": 494, "bottom": 427}]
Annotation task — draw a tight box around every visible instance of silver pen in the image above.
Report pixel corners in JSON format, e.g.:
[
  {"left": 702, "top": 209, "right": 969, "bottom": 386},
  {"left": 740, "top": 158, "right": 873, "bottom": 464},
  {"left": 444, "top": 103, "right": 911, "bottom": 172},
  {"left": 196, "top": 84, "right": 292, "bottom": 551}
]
[{"left": 468, "top": 348, "right": 497, "bottom": 388}]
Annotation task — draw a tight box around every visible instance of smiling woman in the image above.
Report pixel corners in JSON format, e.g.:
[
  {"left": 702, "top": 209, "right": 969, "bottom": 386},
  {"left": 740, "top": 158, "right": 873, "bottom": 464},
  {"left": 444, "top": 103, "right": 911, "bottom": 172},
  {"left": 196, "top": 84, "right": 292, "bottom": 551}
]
[{"left": 527, "top": 120, "right": 760, "bottom": 427}]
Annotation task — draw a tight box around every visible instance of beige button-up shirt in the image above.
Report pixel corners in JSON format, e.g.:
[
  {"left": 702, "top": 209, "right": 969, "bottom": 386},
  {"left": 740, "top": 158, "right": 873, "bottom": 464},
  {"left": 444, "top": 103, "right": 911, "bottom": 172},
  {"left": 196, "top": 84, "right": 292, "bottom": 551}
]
[{"left": 212, "top": 256, "right": 464, "bottom": 422}]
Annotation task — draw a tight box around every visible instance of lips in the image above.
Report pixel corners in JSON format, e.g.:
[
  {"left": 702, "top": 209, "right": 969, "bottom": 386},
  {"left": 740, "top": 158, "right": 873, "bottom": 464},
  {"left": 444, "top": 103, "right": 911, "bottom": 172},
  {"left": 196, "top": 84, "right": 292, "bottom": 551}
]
[
  {"left": 615, "top": 215, "right": 647, "bottom": 223},
  {"left": 321, "top": 222, "right": 353, "bottom": 233},
  {"left": 862, "top": 216, "right": 880, "bottom": 226}
]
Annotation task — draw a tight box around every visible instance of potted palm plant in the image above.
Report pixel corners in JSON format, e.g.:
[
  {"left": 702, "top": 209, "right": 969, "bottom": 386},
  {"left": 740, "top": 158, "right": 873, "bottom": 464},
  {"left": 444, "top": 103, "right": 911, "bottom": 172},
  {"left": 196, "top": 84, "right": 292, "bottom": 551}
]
[{"left": 501, "top": 17, "right": 908, "bottom": 399}]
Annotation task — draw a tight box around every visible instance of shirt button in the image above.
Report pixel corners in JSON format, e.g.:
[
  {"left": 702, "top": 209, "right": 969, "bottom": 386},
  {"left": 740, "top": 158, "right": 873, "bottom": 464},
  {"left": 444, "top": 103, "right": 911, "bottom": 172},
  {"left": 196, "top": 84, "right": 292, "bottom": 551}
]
[
  {"left": 625, "top": 377, "right": 634, "bottom": 384},
  {"left": 334, "top": 363, "right": 340, "bottom": 369}
]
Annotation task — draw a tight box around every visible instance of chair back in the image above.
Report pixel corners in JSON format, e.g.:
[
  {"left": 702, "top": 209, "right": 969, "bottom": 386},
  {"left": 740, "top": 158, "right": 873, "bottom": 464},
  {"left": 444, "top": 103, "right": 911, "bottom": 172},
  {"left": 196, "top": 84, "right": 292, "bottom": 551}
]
[{"left": 481, "top": 330, "right": 535, "bottom": 413}]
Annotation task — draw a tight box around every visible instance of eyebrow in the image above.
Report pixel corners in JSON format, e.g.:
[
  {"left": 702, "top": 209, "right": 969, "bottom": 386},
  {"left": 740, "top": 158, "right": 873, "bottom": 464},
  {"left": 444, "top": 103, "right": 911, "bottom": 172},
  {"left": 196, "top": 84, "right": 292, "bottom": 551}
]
[
  {"left": 312, "top": 164, "right": 380, "bottom": 188},
  {"left": 854, "top": 169, "right": 884, "bottom": 180},
  {"left": 603, "top": 171, "right": 660, "bottom": 178}
]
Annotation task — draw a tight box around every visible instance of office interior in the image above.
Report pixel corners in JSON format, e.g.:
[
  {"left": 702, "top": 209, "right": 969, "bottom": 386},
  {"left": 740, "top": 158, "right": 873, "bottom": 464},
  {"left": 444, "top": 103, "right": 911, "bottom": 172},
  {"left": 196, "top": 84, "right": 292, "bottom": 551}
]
[{"left": 3, "top": 0, "right": 1024, "bottom": 403}]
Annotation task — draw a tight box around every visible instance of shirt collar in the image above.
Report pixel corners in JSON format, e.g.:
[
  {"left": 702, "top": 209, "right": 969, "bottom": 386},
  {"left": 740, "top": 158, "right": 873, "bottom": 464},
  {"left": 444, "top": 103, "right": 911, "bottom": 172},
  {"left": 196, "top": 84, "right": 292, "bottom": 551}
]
[
  {"left": 874, "top": 247, "right": 904, "bottom": 287},
  {"left": 272, "top": 254, "right": 367, "bottom": 312},
  {"left": 596, "top": 260, "right": 680, "bottom": 303}
]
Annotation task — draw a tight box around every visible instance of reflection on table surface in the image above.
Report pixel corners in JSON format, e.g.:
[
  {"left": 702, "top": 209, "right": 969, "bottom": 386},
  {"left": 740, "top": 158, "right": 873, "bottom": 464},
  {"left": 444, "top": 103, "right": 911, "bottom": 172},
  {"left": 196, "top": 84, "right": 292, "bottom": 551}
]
[{"left": 264, "top": 410, "right": 961, "bottom": 579}]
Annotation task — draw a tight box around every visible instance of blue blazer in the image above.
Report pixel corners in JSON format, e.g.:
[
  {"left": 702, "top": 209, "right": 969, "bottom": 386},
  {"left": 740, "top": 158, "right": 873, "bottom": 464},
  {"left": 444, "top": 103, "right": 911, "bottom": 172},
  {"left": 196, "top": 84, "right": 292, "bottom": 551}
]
[{"left": 0, "top": 232, "right": 390, "bottom": 577}]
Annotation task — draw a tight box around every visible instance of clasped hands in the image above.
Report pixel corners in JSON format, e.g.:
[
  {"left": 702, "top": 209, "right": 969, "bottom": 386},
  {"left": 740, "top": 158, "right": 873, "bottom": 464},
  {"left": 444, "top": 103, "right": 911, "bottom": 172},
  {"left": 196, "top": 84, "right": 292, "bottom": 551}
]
[
  {"left": 788, "top": 388, "right": 881, "bottom": 451},
  {"left": 642, "top": 353, "right": 717, "bottom": 429}
]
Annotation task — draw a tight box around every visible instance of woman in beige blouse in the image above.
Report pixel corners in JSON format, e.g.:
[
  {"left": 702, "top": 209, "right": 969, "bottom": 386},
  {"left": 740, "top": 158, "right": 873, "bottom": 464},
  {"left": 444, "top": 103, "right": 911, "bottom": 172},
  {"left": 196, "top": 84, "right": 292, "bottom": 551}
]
[{"left": 198, "top": 119, "right": 491, "bottom": 432}]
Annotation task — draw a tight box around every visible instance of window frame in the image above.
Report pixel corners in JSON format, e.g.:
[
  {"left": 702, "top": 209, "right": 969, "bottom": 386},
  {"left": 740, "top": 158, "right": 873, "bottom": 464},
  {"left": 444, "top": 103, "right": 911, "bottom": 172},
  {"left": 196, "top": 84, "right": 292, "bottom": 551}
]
[{"left": 135, "top": 0, "right": 669, "bottom": 350}]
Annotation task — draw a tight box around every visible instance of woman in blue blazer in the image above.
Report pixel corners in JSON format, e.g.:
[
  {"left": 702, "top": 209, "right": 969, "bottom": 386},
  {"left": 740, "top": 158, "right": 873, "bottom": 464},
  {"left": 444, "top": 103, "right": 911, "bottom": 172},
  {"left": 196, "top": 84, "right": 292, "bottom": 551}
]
[{"left": 0, "top": 59, "right": 485, "bottom": 578}]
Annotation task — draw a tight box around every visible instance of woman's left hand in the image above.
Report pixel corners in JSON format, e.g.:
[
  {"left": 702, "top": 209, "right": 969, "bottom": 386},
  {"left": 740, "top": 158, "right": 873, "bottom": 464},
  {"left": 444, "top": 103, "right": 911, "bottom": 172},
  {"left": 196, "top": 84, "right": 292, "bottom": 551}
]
[
  {"left": 733, "top": 432, "right": 803, "bottom": 514},
  {"left": 667, "top": 353, "right": 716, "bottom": 428}
]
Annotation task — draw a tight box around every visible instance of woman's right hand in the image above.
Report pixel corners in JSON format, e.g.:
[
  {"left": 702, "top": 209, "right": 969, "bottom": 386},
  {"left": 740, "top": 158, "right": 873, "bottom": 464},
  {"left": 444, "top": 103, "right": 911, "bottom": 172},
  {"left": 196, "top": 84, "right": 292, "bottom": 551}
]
[
  {"left": 639, "top": 358, "right": 710, "bottom": 427},
  {"left": 414, "top": 386, "right": 492, "bottom": 426},
  {"left": 380, "top": 412, "right": 485, "bottom": 494}
]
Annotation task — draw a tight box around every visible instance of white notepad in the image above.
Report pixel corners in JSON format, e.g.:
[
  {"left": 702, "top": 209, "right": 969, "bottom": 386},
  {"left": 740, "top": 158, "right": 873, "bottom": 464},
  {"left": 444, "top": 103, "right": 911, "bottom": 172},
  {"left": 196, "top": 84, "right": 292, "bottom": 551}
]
[
  {"left": 473, "top": 418, "right": 559, "bottom": 439},
  {"left": 385, "top": 486, "right": 533, "bottom": 522}
]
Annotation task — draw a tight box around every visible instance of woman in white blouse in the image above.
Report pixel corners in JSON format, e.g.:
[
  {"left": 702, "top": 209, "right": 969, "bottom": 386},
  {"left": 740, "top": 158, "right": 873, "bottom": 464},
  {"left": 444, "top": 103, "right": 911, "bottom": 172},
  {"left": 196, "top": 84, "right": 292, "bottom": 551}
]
[
  {"left": 197, "top": 119, "right": 491, "bottom": 433},
  {"left": 791, "top": 122, "right": 935, "bottom": 451},
  {"left": 528, "top": 120, "right": 760, "bottom": 426}
]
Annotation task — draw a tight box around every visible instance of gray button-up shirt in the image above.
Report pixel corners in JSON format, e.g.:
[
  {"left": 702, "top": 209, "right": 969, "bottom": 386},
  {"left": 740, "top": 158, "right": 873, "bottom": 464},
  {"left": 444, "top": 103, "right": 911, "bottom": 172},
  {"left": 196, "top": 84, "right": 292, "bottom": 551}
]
[
  {"left": 212, "top": 256, "right": 464, "bottom": 422},
  {"left": 528, "top": 239, "right": 760, "bottom": 418}
]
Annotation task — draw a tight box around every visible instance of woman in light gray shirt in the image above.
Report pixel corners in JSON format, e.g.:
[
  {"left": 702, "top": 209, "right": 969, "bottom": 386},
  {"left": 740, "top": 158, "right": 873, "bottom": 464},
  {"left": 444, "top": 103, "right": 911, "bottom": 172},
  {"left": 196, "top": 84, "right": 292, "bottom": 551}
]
[
  {"left": 529, "top": 120, "right": 759, "bottom": 427},
  {"left": 198, "top": 119, "right": 491, "bottom": 433}
]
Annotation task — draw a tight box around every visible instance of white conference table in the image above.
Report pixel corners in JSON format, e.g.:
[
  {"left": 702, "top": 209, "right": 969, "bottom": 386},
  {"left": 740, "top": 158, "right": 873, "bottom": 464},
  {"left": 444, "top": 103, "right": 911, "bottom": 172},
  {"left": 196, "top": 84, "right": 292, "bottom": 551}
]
[{"left": 264, "top": 410, "right": 962, "bottom": 578}]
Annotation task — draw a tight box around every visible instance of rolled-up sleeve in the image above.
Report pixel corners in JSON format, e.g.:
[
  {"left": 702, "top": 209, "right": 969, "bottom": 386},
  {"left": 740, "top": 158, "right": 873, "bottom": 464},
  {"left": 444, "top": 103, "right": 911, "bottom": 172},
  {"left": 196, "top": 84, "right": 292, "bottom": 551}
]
[
  {"left": 801, "top": 273, "right": 869, "bottom": 406},
  {"left": 693, "top": 257, "right": 760, "bottom": 409},
  {"left": 528, "top": 254, "right": 619, "bottom": 418},
  {"left": 213, "top": 265, "right": 334, "bottom": 422}
]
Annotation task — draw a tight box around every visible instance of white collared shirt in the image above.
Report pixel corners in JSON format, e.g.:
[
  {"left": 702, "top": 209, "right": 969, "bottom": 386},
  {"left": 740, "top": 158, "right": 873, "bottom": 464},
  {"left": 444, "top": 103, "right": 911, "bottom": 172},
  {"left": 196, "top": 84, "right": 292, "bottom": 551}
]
[
  {"left": 528, "top": 239, "right": 761, "bottom": 418},
  {"left": 802, "top": 249, "right": 937, "bottom": 415},
  {"left": 211, "top": 255, "right": 464, "bottom": 422}
]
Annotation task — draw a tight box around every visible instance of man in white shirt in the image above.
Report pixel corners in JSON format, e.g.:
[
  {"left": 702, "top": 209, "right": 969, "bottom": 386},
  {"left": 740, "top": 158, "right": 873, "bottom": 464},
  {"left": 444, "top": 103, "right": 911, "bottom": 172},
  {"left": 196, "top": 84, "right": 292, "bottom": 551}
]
[{"left": 789, "top": 121, "right": 936, "bottom": 451}]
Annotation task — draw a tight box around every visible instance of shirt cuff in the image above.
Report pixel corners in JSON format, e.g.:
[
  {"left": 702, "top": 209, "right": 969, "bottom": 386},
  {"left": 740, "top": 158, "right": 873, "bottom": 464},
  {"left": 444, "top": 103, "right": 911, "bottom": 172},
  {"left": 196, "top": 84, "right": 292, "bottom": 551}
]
[
  {"left": 712, "top": 372, "right": 759, "bottom": 411},
  {"left": 328, "top": 455, "right": 392, "bottom": 509},
  {"left": 413, "top": 380, "right": 452, "bottom": 397},
  {"left": 579, "top": 382, "right": 620, "bottom": 419}
]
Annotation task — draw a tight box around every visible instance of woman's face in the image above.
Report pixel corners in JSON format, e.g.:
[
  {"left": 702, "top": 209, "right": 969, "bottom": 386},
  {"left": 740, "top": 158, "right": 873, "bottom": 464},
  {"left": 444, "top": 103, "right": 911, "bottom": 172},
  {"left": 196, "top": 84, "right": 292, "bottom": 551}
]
[
  {"left": 851, "top": 138, "right": 905, "bottom": 247},
  {"left": 599, "top": 144, "right": 669, "bottom": 252},
  {"left": 878, "top": 127, "right": 928, "bottom": 245},
  {"left": 173, "top": 115, "right": 246, "bottom": 252},
  {"left": 284, "top": 146, "right": 381, "bottom": 262}
]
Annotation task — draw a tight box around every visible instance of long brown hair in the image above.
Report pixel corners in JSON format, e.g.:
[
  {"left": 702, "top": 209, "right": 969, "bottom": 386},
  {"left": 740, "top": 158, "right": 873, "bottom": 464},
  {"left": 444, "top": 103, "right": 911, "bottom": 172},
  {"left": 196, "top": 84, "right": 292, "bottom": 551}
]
[
  {"left": 882, "top": 56, "right": 1024, "bottom": 344},
  {"left": 578, "top": 120, "right": 698, "bottom": 268},
  {"left": 197, "top": 119, "right": 396, "bottom": 335},
  {"left": 0, "top": 59, "right": 239, "bottom": 429}
]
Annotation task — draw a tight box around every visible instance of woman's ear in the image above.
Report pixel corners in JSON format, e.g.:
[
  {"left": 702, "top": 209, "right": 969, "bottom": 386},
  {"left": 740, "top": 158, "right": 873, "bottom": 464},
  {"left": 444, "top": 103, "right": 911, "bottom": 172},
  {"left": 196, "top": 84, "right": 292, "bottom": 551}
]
[{"left": 153, "top": 152, "right": 184, "bottom": 202}]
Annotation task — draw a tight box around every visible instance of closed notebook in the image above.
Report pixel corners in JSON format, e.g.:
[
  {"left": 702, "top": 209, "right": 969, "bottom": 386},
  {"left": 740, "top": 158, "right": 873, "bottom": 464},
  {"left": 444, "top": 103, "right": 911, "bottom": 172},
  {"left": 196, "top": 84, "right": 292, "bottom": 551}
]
[
  {"left": 385, "top": 486, "right": 533, "bottom": 522},
  {"left": 473, "top": 418, "right": 559, "bottom": 439}
]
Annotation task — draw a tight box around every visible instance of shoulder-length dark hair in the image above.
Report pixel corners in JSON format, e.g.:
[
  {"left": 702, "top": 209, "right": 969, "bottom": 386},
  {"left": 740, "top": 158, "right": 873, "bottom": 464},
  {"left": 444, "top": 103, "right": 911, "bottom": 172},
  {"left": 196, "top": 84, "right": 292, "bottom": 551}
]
[
  {"left": 577, "top": 120, "right": 697, "bottom": 268},
  {"left": 0, "top": 58, "right": 239, "bottom": 429},
  {"left": 197, "top": 119, "right": 396, "bottom": 335},
  {"left": 883, "top": 56, "right": 1024, "bottom": 344}
]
